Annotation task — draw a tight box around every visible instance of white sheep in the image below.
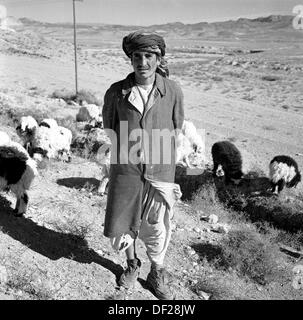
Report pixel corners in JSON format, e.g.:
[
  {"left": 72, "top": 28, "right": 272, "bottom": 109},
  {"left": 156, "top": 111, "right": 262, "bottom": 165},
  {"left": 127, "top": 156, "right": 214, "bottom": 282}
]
[
  {"left": 182, "top": 120, "right": 205, "bottom": 153},
  {"left": 16, "top": 115, "right": 38, "bottom": 151},
  {"left": 94, "top": 132, "right": 111, "bottom": 195},
  {"left": 176, "top": 132, "right": 193, "bottom": 168},
  {"left": 176, "top": 120, "right": 206, "bottom": 168},
  {"left": 39, "top": 118, "right": 59, "bottom": 129},
  {"left": 0, "top": 131, "right": 38, "bottom": 216},
  {"left": 31, "top": 124, "right": 72, "bottom": 162},
  {"left": 269, "top": 155, "right": 301, "bottom": 194}
]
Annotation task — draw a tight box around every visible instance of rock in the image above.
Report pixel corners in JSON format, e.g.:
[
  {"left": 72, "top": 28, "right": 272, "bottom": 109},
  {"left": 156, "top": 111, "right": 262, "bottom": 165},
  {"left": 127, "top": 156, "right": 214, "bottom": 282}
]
[
  {"left": 171, "top": 222, "right": 177, "bottom": 231},
  {"left": 193, "top": 227, "right": 201, "bottom": 233},
  {"left": 76, "top": 104, "right": 100, "bottom": 122},
  {"left": 198, "top": 290, "right": 211, "bottom": 300},
  {"left": 211, "top": 224, "right": 230, "bottom": 234},
  {"left": 96, "top": 249, "right": 104, "bottom": 256},
  {"left": 218, "top": 224, "right": 230, "bottom": 234},
  {"left": 208, "top": 214, "right": 219, "bottom": 224}
]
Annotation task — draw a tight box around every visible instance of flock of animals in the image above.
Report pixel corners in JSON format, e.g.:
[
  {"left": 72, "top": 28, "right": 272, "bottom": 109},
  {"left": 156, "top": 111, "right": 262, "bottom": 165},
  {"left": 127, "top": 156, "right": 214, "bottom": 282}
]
[{"left": 0, "top": 102, "right": 301, "bottom": 217}]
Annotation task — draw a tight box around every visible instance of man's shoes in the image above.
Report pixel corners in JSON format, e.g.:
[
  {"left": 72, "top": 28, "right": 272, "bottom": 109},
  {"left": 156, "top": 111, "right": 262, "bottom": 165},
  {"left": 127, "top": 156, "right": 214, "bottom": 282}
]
[
  {"left": 118, "top": 258, "right": 141, "bottom": 289},
  {"left": 146, "top": 265, "right": 174, "bottom": 300}
]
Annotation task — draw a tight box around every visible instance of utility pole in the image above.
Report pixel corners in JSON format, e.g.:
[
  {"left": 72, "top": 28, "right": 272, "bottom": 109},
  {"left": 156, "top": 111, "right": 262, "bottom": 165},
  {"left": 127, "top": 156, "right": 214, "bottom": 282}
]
[{"left": 72, "top": 0, "right": 83, "bottom": 96}]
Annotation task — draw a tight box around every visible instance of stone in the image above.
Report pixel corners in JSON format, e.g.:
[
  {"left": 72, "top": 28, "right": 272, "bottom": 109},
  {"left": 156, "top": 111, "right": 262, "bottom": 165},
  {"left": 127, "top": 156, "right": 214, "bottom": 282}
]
[
  {"left": 198, "top": 290, "right": 211, "bottom": 300},
  {"left": 76, "top": 104, "right": 100, "bottom": 122},
  {"left": 208, "top": 214, "right": 219, "bottom": 224},
  {"left": 211, "top": 223, "right": 230, "bottom": 234}
]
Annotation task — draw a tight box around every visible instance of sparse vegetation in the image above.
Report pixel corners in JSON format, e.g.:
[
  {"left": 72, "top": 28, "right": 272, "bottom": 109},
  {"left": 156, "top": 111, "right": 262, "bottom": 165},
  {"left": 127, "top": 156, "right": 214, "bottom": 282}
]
[
  {"left": 51, "top": 89, "right": 101, "bottom": 106},
  {"left": 219, "top": 228, "right": 282, "bottom": 284}
]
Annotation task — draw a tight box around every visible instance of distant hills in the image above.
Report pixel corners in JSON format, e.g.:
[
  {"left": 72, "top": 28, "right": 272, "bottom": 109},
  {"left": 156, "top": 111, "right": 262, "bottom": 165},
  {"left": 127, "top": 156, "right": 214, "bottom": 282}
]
[
  {"left": 17, "top": 14, "right": 295, "bottom": 30},
  {"left": 3, "top": 15, "right": 302, "bottom": 41}
]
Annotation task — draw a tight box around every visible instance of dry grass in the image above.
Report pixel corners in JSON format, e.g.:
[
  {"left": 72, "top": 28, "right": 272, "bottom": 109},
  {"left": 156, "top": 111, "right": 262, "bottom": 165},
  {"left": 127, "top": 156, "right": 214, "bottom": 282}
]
[
  {"left": 0, "top": 252, "right": 58, "bottom": 300},
  {"left": 219, "top": 228, "right": 283, "bottom": 284}
]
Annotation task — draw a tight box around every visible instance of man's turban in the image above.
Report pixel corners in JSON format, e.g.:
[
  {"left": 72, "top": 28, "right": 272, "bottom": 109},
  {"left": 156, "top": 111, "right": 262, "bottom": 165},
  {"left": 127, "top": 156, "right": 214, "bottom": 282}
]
[
  {"left": 122, "top": 31, "right": 166, "bottom": 58},
  {"left": 122, "top": 31, "right": 169, "bottom": 77}
]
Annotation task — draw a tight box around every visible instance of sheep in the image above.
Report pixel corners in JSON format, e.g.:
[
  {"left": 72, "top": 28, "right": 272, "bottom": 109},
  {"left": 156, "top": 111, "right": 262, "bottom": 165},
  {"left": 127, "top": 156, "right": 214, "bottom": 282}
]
[
  {"left": 0, "top": 131, "right": 38, "bottom": 216},
  {"left": 176, "top": 120, "right": 206, "bottom": 168},
  {"left": 176, "top": 132, "right": 193, "bottom": 168},
  {"left": 39, "top": 118, "right": 58, "bottom": 129},
  {"left": 211, "top": 141, "right": 243, "bottom": 184},
  {"left": 96, "top": 146, "right": 111, "bottom": 195},
  {"left": 269, "top": 155, "right": 301, "bottom": 194},
  {"left": 92, "top": 130, "right": 111, "bottom": 195},
  {"left": 16, "top": 116, "right": 38, "bottom": 151},
  {"left": 31, "top": 124, "right": 72, "bottom": 163},
  {"left": 182, "top": 120, "right": 204, "bottom": 153}
]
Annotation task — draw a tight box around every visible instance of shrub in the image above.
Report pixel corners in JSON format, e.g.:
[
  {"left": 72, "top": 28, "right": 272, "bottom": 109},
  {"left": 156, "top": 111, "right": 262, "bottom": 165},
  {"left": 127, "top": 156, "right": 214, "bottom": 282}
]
[{"left": 219, "top": 228, "right": 282, "bottom": 284}]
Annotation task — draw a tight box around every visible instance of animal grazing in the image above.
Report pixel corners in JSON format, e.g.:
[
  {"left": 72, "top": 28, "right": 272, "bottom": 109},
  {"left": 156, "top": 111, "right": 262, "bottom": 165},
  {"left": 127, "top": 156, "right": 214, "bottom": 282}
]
[
  {"left": 0, "top": 131, "right": 38, "bottom": 216},
  {"left": 96, "top": 146, "right": 111, "bottom": 195},
  {"left": 211, "top": 140, "right": 243, "bottom": 184},
  {"left": 269, "top": 155, "right": 301, "bottom": 194},
  {"left": 31, "top": 122, "right": 72, "bottom": 163},
  {"left": 39, "top": 118, "right": 58, "bottom": 129},
  {"left": 176, "top": 120, "right": 205, "bottom": 168},
  {"left": 182, "top": 120, "right": 204, "bottom": 153},
  {"left": 176, "top": 132, "right": 193, "bottom": 168},
  {"left": 16, "top": 115, "right": 38, "bottom": 151}
]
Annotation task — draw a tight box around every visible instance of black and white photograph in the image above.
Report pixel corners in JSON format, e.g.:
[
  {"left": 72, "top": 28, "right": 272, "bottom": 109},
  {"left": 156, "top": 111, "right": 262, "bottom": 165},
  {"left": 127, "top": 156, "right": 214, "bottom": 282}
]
[{"left": 0, "top": 0, "right": 303, "bottom": 306}]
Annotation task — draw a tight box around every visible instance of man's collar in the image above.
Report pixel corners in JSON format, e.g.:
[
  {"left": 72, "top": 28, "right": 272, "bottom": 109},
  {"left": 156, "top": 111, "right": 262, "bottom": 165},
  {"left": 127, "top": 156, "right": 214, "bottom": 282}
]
[{"left": 121, "top": 72, "right": 166, "bottom": 97}]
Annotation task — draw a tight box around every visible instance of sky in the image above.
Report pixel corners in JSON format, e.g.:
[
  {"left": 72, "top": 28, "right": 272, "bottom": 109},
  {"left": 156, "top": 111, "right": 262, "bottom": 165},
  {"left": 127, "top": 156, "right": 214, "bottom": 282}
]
[{"left": 0, "top": 0, "right": 300, "bottom": 25}]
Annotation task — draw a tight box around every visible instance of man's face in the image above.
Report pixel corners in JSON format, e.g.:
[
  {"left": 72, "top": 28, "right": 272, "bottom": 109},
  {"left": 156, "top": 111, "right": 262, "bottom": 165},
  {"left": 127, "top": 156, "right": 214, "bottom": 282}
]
[{"left": 131, "top": 51, "right": 160, "bottom": 82}]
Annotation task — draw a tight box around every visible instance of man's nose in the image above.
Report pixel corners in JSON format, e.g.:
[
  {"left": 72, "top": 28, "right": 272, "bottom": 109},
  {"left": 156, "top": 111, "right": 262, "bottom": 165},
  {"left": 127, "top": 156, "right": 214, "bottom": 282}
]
[{"left": 138, "top": 56, "right": 147, "bottom": 65}]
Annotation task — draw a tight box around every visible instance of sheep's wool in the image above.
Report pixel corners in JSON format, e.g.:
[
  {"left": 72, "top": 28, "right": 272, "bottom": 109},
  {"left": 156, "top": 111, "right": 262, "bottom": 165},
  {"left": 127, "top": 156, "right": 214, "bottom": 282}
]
[
  {"left": 20, "top": 116, "right": 38, "bottom": 131},
  {"left": 40, "top": 118, "right": 58, "bottom": 129},
  {"left": 0, "top": 131, "right": 10, "bottom": 145},
  {"left": 269, "top": 161, "right": 296, "bottom": 183},
  {"left": 10, "top": 158, "right": 38, "bottom": 196}
]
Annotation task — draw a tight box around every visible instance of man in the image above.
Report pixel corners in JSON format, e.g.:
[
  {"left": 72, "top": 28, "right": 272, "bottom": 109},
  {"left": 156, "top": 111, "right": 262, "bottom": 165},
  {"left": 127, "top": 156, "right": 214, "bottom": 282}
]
[{"left": 102, "top": 31, "right": 184, "bottom": 300}]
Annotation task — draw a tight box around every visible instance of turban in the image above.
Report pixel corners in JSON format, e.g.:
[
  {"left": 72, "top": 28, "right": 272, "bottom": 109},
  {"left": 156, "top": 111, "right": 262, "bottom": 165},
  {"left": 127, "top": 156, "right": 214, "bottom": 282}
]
[
  {"left": 122, "top": 31, "right": 169, "bottom": 77},
  {"left": 122, "top": 31, "right": 166, "bottom": 57}
]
